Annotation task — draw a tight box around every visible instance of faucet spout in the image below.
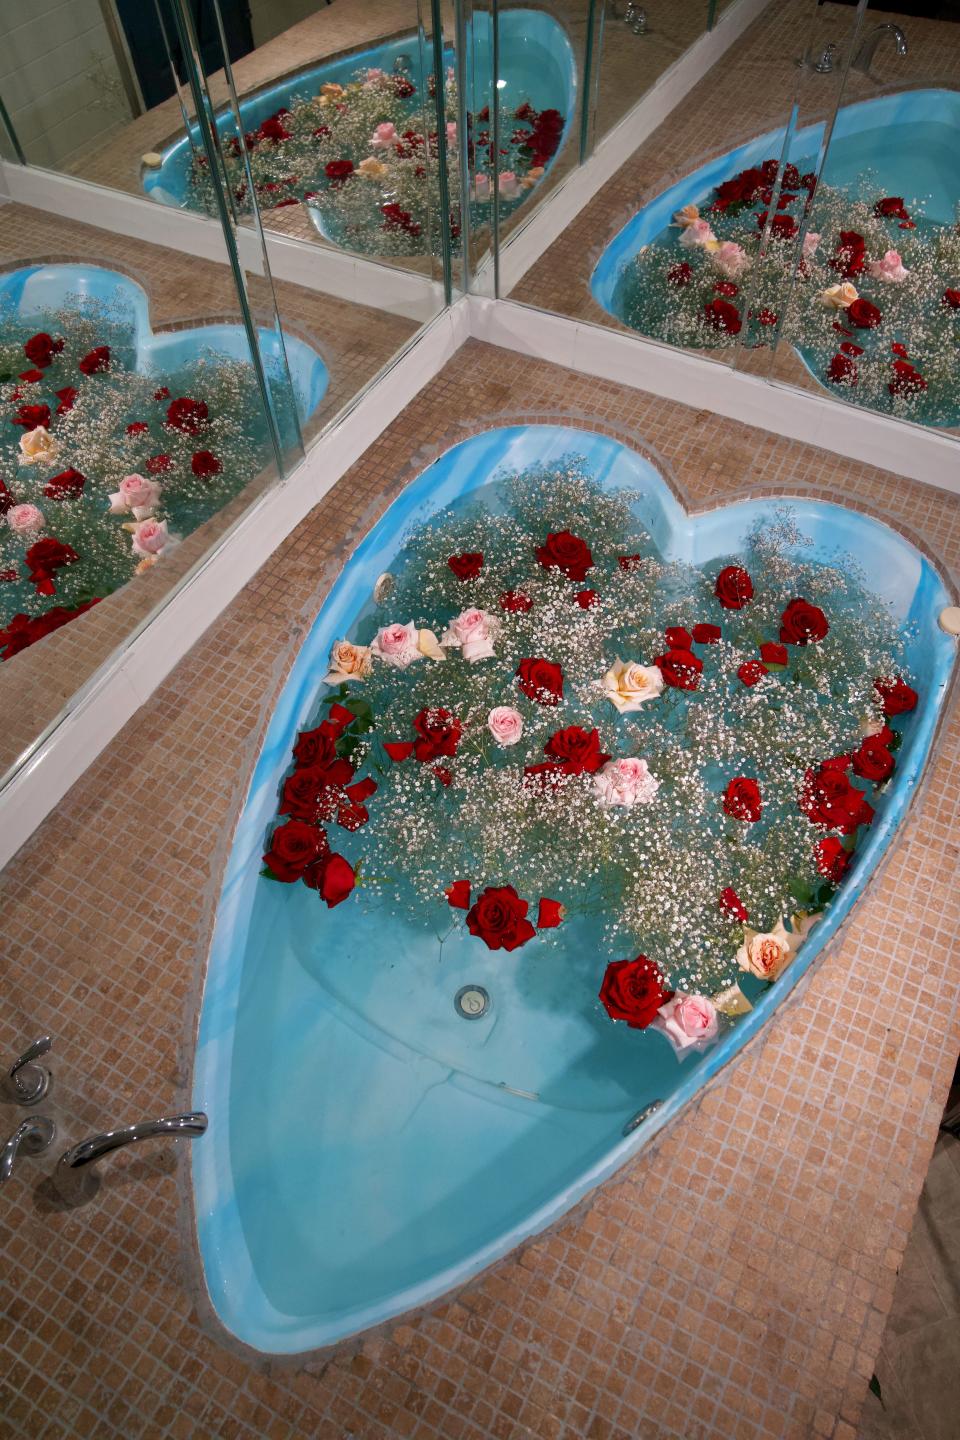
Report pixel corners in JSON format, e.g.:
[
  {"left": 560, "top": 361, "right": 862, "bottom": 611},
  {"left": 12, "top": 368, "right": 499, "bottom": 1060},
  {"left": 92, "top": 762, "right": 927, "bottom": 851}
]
[
  {"left": 853, "top": 23, "right": 908, "bottom": 75},
  {"left": 54, "top": 1111, "right": 208, "bottom": 1205},
  {"left": 1, "top": 1117, "right": 56, "bottom": 1185}
]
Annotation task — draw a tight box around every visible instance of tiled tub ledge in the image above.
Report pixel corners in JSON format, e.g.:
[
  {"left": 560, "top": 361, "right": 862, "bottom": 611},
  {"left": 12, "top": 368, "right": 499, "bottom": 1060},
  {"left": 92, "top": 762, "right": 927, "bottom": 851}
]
[{"left": 2, "top": 342, "right": 959, "bottom": 1440}]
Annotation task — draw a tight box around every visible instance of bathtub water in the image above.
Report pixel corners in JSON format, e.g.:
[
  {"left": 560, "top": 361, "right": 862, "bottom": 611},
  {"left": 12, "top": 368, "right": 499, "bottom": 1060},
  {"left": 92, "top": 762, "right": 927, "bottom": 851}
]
[
  {"left": 591, "top": 89, "right": 960, "bottom": 423},
  {"left": 193, "top": 423, "right": 956, "bottom": 1355},
  {"left": 143, "top": 9, "right": 576, "bottom": 244}
]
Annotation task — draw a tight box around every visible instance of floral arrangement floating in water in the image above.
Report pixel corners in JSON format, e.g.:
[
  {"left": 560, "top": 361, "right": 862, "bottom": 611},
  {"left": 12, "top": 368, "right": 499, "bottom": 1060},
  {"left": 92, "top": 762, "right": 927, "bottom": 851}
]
[
  {"left": 260, "top": 459, "right": 920, "bottom": 1057},
  {"left": 623, "top": 155, "right": 960, "bottom": 424},
  {"left": 187, "top": 66, "right": 564, "bottom": 256},
  {"left": 0, "top": 301, "right": 280, "bottom": 660}
]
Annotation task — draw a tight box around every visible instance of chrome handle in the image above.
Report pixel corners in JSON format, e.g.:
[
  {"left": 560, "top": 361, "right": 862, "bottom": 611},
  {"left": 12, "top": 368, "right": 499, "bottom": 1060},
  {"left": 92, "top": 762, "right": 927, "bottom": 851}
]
[
  {"left": 1, "top": 1116, "right": 56, "bottom": 1185},
  {"left": 54, "top": 1111, "right": 208, "bottom": 1206},
  {"left": 3, "top": 1034, "right": 52, "bottom": 1106}
]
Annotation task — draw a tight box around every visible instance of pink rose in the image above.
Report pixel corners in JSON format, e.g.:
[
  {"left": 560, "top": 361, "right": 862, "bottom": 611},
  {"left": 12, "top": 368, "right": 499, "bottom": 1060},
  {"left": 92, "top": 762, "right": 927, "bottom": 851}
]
[
  {"left": 655, "top": 992, "right": 719, "bottom": 1052},
  {"left": 802, "top": 231, "right": 820, "bottom": 260},
  {"left": 679, "top": 219, "right": 716, "bottom": 250},
  {"left": 498, "top": 171, "right": 518, "bottom": 198},
  {"left": 7, "top": 503, "right": 45, "bottom": 535},
  {"left": 441, "top": 607, "right": 500, "bottom": 663},
  {"left": 131, "top": 517, "right": 170, "bottom": 557},
  {"left": 373, "top": 620, "right": 421, "bottom": 668},
  {"left": 472, "top": 173, "right": 491, "bottom": 201},
  {"left": 487, "top": 705, "right": 523, "bottom": 747},
  {"left": 370, "top": 122, "right": 397, "bottom": 149},
  {"left": 592, "top": 756, "right": 660, "bottom": 808},
  {"left": 446, "top": 122, "right": 457, "bottom": 142},
  {"left": 109, "top": 472, "right": 162, "bottom": 518},
  {"left": 710, "top": 241, "right": 750, "bottom": 279},
  {"left": 867, "top": 249, "right": 909, "bottom": 283}
]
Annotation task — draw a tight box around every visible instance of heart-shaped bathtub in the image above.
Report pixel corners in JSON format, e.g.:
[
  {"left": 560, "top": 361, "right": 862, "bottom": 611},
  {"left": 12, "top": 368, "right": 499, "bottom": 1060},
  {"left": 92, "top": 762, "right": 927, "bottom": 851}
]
[{"left": 193, "top": 424, "right": 955, "bottom": 1355}]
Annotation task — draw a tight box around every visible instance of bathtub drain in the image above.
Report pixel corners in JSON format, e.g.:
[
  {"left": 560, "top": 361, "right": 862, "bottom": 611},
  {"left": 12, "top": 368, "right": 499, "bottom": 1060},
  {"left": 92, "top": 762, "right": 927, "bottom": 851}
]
[{"left": 454, "top": 985, "right": 490, "bottom": 1020}]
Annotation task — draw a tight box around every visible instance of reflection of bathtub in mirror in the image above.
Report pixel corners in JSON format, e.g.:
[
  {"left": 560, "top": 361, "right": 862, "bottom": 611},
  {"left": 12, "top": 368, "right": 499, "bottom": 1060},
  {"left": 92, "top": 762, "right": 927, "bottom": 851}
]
[
  {"left": 143, "top": 9, "right": 576, "bottom": 260},
  {"left": 192, "top": 422, "right": 955, "bottom": 1357},
  {"left": 591, "top": 89, "right": 960, "bottom": 429}
]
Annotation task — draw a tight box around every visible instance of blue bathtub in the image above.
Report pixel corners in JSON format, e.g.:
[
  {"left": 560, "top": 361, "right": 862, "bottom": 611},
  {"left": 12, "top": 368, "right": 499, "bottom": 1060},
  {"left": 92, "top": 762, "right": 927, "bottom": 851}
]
[
  {"left": 0, "top": 264, "right": 328, "bottom": 425},
  {"left": 192, "top": 423, "right": 955, "bottom": 1355}
]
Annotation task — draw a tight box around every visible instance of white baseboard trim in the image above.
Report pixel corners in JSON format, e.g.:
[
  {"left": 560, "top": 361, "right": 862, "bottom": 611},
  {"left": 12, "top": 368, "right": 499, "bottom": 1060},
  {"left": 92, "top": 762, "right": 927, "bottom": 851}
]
[
  {"left": 0, "top": 161, "right": 444, "bottom": 323},
  {"left": 0, "top": 299, "right": 470, "bottom": 870},
  {"left": 475, "top": 0, "right": 776, "bottom": 300},
  {"left": 468, "top": 295, "right": 960, "bottom": 495}
]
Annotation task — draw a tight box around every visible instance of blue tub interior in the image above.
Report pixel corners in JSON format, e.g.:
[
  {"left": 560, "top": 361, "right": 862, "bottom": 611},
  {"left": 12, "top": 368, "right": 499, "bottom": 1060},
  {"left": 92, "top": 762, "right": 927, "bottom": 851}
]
[{"left": 192, "top": 423, "right": 956, "bottom": 1355}]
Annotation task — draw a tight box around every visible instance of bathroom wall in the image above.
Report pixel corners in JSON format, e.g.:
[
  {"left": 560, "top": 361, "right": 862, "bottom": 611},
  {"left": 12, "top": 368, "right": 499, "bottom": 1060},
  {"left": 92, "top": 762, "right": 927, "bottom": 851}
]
[{"left": 0, "top": 0, "right": 135, "bottom": 170}]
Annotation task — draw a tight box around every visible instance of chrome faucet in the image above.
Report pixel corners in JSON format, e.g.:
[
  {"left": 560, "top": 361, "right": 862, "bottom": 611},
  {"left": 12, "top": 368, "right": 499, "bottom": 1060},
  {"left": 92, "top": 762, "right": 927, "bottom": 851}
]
[
  {"left": 853, "top": 23, "right": 908, "bottom": 75},
  {"left": 796, "top": 41, "right": 838, "bottom": 74},
  {"left": 53, "top": 1111, "right": 208, "bottom": 1206},
  {"left": 1, "top": 1116, "right": 55, "bottom": 1185},
  {"left": 2, "top": 1035, "right": 52, "bottom": 1106}
]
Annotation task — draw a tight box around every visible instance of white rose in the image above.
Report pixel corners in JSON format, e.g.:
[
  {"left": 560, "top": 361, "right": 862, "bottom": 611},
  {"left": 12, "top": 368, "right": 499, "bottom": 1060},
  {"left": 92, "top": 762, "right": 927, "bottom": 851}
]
[
  {"left": 601, "top": 658, "right": 664, "bottom": 713},
  {"left": 19, "top": 426, "right": 59, "bottom": 466}
]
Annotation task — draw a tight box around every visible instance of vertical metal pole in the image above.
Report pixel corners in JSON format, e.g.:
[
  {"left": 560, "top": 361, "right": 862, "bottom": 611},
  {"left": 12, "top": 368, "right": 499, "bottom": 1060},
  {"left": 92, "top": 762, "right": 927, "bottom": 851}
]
[
  {"left": 490, "top": 0, "right": 501, "bottom": 298},
  {"left": 453, "top": 0, "right": 473, "bottom": 297},
  {"left": 429, "top": 0, "right": 455, "bottom": 306}
]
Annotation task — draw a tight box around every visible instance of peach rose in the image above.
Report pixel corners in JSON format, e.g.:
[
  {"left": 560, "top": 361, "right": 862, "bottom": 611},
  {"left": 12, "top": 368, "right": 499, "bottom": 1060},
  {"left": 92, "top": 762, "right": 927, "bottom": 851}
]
[
  {"left": 357, "top": 157, "right": 388, "bottom": 181},
  {"left": 6, "top": 503, "right": 45, "bottom": 536},
  {"left": 593, "top": 756, "right": 660, "bottom": 808},
  {"left": 655, "top": 992, "right": 719, "bottom": 1052},
  {"left": 673, "top": 203, "right": 700, "bottom": 229},
  {"left": 441, "top": 607, "right": 500, "bottom": 663},
  {"left": 487, "top": 705, "right": 523, "bottom": 746},
  {"left": 19, "top": 425, "right": 59, "bottom": 466},
  {"left": 324, "top": 639, "right": 373, "bottom": 685},
  {"left": 108, "top": 473, "right": 162, "bottom": 519},
  {"left": 601, "top": 658, "right": 664, "bottom": 713},
  {"left": 820, "top": 282, "right": 859, "bottom": 310},
  {"left": 131, "top": 517, "right": 171, "bottom": 557},
  {"left": 736, "top": 920, "right": 793, "bottom": 981}
]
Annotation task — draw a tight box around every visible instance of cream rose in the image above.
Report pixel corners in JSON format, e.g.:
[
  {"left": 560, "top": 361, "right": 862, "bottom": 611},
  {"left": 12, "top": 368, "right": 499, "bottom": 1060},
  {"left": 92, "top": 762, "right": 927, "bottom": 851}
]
[
  {"left": 593, "top": 756, "right": 660, "bottom": 808},
  {"left": 820, "top": 282, "right": 859, "bottom": 310},
  {"left": 6, "top": 503, "right": 45, "bottom": 536},
  {"left": 324, "top": 639, "right": 373, "bottom": 685},
  {"left": 601, "top": 658, "right": 664, "bottom": 713},
  {"left": 655, "top": 992, "right": 719, "bottom": 1052},
  {"left": 357, "top": 157, "right": 388, "bottom": 181},
  {"left": 736, "top": 920, "right": 793, "bottom": 981},
  {"left": 487, "top": 705, "right": 523, "bottom": 747},
  {"left": 441, "top": 607, "right": 500, "bottom": 663},
  {"left": 19, "top": 425, "right": 59, "bottom": 466},
  {"left": 108, "top": 473, "right": 162, "bottom": 519}
]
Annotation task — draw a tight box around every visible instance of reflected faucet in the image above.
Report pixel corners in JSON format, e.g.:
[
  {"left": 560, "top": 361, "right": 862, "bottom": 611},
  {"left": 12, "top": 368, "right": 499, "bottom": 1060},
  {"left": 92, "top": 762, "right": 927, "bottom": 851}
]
[
  {"left": 53, "top": 1111, "right": 208, "bottom": 1206},
  {"left": 853, "top": 23, "right": 908, "bottom": 76},
  {"left": 2, "top": 1035, "right": 52, "bottom": 1106},
  {"left": 1, "top": 1117, "right": 55, "bottom": 1185}
]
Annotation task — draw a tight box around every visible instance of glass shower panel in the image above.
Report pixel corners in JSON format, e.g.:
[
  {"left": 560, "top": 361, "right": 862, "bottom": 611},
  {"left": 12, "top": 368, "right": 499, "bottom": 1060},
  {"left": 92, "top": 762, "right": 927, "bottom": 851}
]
[
  {"left": 592, "top": 0, "right": 710, "bottom": 145},
  {"left": 765, "top": 0, "right": 960, "bottom": 437}
]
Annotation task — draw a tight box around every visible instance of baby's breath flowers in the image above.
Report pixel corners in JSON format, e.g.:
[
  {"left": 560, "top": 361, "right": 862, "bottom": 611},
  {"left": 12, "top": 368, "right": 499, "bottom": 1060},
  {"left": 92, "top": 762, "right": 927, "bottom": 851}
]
[{"left": 260, "top": 460, "right": 920, "bottom": 1030}]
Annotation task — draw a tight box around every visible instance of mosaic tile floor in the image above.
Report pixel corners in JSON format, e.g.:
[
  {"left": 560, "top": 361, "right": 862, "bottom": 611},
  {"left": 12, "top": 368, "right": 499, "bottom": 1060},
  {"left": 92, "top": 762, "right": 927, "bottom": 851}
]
[{"left": 1, "top": 339, "right": 959, "bottom": 1439}]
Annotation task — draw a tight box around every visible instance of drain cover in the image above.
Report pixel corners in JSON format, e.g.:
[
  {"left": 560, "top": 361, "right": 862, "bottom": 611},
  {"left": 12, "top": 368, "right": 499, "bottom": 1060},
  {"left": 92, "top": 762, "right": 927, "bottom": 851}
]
[{"left": 454, "top": 985, "right": 490, "bottom": 1019}]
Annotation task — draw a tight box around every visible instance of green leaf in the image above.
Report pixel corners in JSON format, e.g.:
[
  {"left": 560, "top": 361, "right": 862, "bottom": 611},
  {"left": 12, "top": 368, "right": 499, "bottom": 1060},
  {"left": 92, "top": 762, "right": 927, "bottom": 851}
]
[
  {"left": 868, "top": 1374, "right": 884, "bottom": 1409},
  {"left": 888, "top": 730, "right": 903, "bottom": 752},
  {"left": 260, "top": 866, "right": 287, "bottom": 882}
]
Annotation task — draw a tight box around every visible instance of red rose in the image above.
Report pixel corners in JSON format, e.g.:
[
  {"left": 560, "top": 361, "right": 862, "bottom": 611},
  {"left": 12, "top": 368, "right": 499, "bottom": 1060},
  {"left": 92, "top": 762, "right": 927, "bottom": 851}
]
[
  {"left": 55, "top": 386, "right": 78, "bottom": 415},
  {"left": 516, "top": 656, "right": 563, "bottom": 705},
  {"left": 126, "top": 422, "right": 149, "bottom": 436},
  {"left": 719, "top": 886, "right": 749, "bottom": 922},
  {"left": 166, "top": 396, "right": 209, "bottom": 434},
  {"left": 292, "top": 720, "right": 340, "bottom": 769},
  {"left": 693, "top": 623, "right": 721, "bottom": 644},
  {"left": 537, "top": 897, "right": 564, "bottom": 929},
  {"left": 413, "top": 707, "right": 462, "bottom": 763},
  {"left": 154, "top": 386, "right": 170, "bottom": 400},
  {"left": 19, "top": 368, "right": 44, "bottom": 384},
  {"left": 850, "top": 735, "right": 894, "bottom": 783},
  {"left": 25, "top": 537, "right": 78, "bottom": 595},
  {"left": 23, "top": 332, "right": 62, "bottom": 368},
  {"left": 737, "top": 661, "right": 767, "bottom": 687},
  {"left": 618, "top": 554, "right": 642, "bottom": 572},
  {"left": 714, "top": 565, "right": 753, "bottom": 609},
  {"left": 667, "top": 262, "right": 692, "bottom": 287},
  {"left": 713, "top": 281, "right": 739, "bottom": 297},
  {"left": 799, "top": 766, "right": 873, "bottom": 834},
  {"left": 78, "top": 345, "right": 110, "bottom": 375},
  {"left": 780, "top": 596, "right": 828, "bottom": 645},
  {"left": 888, "top": 360, "right": 927, "bottom": 397},
  {"left": 841, "top": 341, "right": 864, "bottom": 357},
  {"left": 575, "top": 589, "right": 597, "bottom": 608},
  {"left": 874, "top": 675, "right": 917, "bottom": 716},
  {"left": 756, "top": 309, "right": 779, "bottom": 327},
  {"left": 832, "top": 231, "right": 866, "bottom": 278},
  {"left": 759, "top": 641, "right": 788, "bottom": 667},
  {"left": 259, "top": 115, "right": 292, "bottom": 143},
  {"left": 874, "top": 196, "right": 909, "bottom": 220},
  {"left": 598, "top": 955, "right": 673, "bottom": 1029},
  {"left": 191, "top": 449, "right": 222, "bottom": 477},
  {"left": 847, "top": 299, "right": 882, "bottom": 329},
  {"left": 665, "top": 626, "right": 693, "bottom": 650},
  {"left": 703, "top": 298, "right": 741, "bottom": 334},
  {"left": 814, "top": 836, "right": 850, "bottom": 885},
  {"left": 384, "top": 740, "right": 415, "bottom": 762},
  {"left": 722, "top": 776, "right": 761, "bottom": 822},
  {"left": 43, "top": 468, "right": 86, "bottom": 501},
  {"left": 536, "top": 529, "right": 594, "bottom": 582},
  {"left": 655, "top": 648, "right": 702, "bottom": 691},
  {"left": 827, "top": 353, "right": 858, "bottom": 386},
  {"left": 943, "top": 289, "right": 960, "bottom": 310},
  {"left": 147, "top": 453, "right": 172, "bottom": 474},
  {"left": 262, "top": 819, "right": 327, "bottom": 881},
  {"left": 757, "top": 211, "right": 797, "bottom": 240},
  {"left": 325, "top": 159, "right": 354, "bottom": 184},
  {"left": 446, "top": 879, "right": 471, "bottom": 909},
  {"left": 448, "top": 551, "right": 483, "bottom": 580},
  {"left": 11, "top": 403, "right": 50, "bottom": 430},
  {"left": 466, "top": 884, "right": 536, "bottom": 951},
  {"left": 0, "top": 481, "right": 13, "bottom": 514},
  {"left": 500, "top": 590, "right": 533, "bottom": 612},
  {"left": 302, "top": 851, "right": 355, "bottom": 906},
  {"left": 543, "top": 725, "right": 610, "bottom": 775},
  {"left": 891, "top": 343, "right": 909, "bottom": 359}
]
